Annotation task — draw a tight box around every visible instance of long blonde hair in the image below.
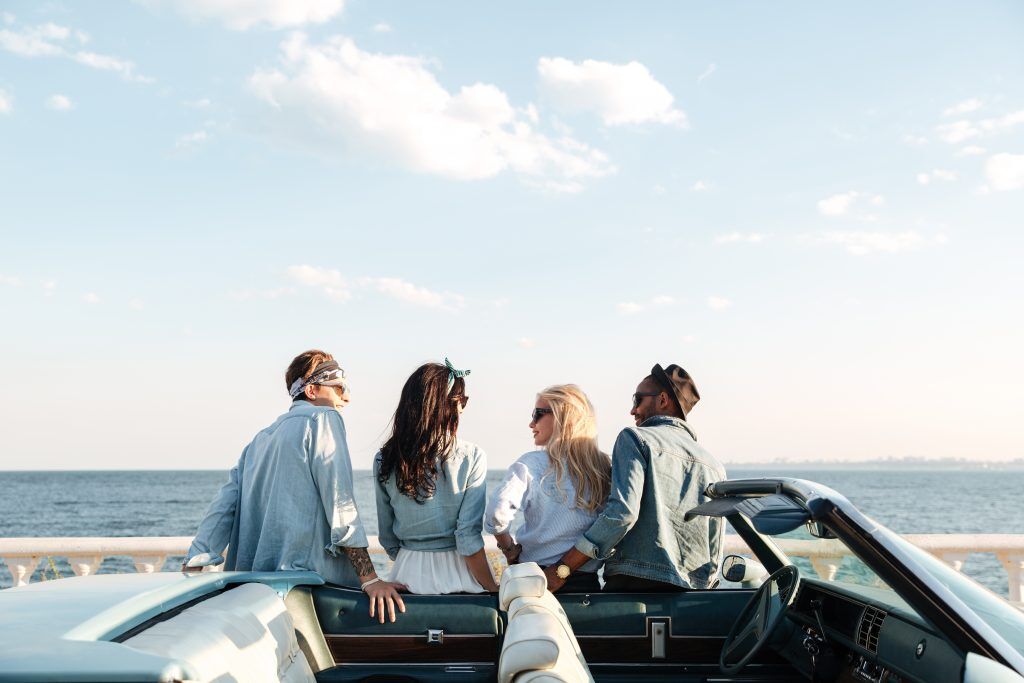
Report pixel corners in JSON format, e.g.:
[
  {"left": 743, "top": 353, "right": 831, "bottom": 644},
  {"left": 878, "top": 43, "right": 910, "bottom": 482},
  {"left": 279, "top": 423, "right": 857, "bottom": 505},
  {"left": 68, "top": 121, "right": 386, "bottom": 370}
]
[{"left": 538, "top": 384, "right": 611, "bottom": 513}]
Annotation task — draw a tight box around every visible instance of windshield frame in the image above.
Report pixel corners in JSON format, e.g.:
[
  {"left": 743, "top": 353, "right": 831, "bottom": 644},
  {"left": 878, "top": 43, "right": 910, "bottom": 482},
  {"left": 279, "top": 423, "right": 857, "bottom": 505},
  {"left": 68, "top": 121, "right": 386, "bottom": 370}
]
[{"left": 710, "top": 478, "right": 1024, "bottom": 674}]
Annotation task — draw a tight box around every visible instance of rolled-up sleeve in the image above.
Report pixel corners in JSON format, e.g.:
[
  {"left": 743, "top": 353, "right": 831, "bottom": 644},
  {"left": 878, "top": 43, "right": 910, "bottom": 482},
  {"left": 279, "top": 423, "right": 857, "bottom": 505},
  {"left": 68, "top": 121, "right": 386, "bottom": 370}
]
[
  {"left": 186, "top": 452, "right": 244, "bottom": 567},
  {"left": 455, "top": 446, "right": 488, "bottom": 556},
  {"left": 372, "top": 453, "right": 401, "bottom": 561},
  {"left": 311, "top": 411, "right": 368, "bottom": 556},
  {"left": 484, "top": 460, "right": 530, "bottom": 535},
  {"left": 576, "top": 429, "right": 646, "bottom": 560}
]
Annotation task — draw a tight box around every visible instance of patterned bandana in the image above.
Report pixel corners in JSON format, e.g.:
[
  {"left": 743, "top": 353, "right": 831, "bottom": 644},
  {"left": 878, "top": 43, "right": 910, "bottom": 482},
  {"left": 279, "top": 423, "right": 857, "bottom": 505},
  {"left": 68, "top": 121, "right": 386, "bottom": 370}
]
[
  {"left": 289, "top": 360, "right": 348, "bottom": 399},
  {"left": 444, "top": 357, "right": 471, "bottom": 392}
]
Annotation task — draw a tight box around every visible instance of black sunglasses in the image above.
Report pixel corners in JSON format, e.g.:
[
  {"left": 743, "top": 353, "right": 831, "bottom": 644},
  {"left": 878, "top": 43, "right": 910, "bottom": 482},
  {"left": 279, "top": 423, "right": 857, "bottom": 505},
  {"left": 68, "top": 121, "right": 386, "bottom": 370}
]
[
  {"left": 632, "top": 392, "right": 662, "bottom": 409},
  {"left": 531, "top": 407, "right": 553, "bottom": 422}
]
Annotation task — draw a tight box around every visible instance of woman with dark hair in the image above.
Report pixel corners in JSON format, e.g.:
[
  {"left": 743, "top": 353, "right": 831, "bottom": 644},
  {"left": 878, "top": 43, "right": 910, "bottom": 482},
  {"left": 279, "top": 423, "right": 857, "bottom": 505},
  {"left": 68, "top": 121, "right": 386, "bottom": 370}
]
[{"left": 374, "top": 359, "right": 499, "bottom": 594}]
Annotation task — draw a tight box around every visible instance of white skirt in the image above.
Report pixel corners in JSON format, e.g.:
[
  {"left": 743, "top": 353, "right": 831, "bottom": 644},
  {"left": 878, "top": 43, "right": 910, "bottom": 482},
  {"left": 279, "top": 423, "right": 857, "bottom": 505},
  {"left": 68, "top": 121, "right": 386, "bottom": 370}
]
[{"left": 389, "top": 548, "right": 486, "bottom": 594}]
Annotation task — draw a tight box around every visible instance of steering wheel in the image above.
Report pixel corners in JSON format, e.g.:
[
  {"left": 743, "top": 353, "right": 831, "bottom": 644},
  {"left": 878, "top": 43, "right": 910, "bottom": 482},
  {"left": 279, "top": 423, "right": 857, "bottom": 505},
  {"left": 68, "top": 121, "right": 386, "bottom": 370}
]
[{"left": 720, "top": 564, "right": 801, "bottom": 674}]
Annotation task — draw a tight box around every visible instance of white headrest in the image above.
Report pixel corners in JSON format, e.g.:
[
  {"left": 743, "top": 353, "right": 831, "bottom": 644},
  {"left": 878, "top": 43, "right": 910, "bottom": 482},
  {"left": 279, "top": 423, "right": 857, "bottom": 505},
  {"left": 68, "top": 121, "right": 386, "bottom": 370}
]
[
  {"left": 498, "top": 612, "right": 565, "bottom": 683},
  {"left": 499, "top": 562, "right": 547, "bottom": 611}
]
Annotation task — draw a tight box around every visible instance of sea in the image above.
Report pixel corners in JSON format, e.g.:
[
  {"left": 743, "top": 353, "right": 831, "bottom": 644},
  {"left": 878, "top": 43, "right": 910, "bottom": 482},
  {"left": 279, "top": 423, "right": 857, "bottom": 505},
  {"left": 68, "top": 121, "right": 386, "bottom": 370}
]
[{"left": 1, "top": 469, "right": 1022, "bottom": 594}]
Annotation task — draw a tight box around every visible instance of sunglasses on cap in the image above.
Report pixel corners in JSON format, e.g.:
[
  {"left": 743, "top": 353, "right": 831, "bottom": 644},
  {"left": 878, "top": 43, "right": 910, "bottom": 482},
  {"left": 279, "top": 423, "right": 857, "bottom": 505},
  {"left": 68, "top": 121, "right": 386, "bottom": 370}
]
[
  {"left": 531, "top": 407, "right": 553, "bottom": 422},
  {"left": 632, "top": 391, "right": 662, "bottom": 409}
]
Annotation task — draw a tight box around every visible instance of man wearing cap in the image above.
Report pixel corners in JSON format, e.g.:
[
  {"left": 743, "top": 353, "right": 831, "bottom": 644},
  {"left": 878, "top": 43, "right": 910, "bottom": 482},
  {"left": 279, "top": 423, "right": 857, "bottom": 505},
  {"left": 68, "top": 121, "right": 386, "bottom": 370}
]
[
  {"left": 184, "top": 349, "right": 406, "bottom": 623},
  {"left": 544, "top": 364, "right": 726, "bottom": 592}
]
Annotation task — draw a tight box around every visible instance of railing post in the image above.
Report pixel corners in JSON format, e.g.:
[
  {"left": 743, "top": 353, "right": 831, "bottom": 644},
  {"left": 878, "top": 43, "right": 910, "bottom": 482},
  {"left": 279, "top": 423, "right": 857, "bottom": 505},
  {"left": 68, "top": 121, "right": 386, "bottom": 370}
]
[
  {"left": 70, "top": 556, "right": 102, "bottom": 578},
  {"left": 997, "top": 553, "right": 1024, "bottom": 604},
  {"left": 133, "top": 556, "right": 167, "bottom": 574},
  {"left": 2, "top": 557, "right": 41, "bottom": 587},
  {"left": 939, "top": 552, "right": 970, "bottom": 572},
  {"left": 810, "top": 557, "right": 844, "bottom": 581}
]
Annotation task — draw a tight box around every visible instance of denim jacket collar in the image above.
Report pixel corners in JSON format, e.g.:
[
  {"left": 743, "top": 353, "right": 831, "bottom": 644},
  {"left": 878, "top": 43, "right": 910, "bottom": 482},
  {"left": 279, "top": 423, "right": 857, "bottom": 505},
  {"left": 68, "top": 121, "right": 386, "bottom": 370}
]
[{"left": 638, "top": 414, "right": 697, "bottom": 441}]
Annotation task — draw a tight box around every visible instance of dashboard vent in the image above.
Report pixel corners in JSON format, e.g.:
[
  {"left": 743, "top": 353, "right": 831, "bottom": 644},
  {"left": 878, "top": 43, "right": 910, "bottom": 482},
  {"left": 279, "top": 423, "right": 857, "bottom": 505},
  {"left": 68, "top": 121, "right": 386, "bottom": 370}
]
[{"left": 857, "top": 606, "right": 886, "bottom": 653}]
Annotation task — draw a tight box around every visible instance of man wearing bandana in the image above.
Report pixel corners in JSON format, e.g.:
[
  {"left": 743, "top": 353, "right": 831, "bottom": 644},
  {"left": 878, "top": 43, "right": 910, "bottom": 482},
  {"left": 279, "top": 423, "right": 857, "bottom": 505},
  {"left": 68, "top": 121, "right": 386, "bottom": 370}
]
[
  {"left": 184, "top": 349, "right": 406, "bottom": 623},
  {"left": 544, "top": 363, "right": 727, "bottom": 593}
]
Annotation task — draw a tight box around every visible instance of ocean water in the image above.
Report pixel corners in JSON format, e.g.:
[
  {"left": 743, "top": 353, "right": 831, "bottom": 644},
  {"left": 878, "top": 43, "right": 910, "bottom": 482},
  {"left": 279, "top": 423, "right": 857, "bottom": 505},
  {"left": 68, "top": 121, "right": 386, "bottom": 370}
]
[{"left": 1, "top": 469, "right": 1021, "bottom": 594}]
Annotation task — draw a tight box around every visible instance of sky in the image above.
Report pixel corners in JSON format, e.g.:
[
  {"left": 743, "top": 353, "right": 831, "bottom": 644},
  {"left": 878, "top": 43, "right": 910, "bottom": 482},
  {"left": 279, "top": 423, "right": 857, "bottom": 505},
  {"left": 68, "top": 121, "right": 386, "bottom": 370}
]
[{"left": 1, "top": 1, "right": 1022, "bottom": 471}]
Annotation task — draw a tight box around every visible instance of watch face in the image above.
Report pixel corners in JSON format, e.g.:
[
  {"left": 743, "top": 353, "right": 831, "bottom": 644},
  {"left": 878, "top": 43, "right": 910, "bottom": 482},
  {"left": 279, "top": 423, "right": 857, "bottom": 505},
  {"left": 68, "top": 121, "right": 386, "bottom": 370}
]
[{"left": 556, "top": 564, "right": 571, "bottom": 579}]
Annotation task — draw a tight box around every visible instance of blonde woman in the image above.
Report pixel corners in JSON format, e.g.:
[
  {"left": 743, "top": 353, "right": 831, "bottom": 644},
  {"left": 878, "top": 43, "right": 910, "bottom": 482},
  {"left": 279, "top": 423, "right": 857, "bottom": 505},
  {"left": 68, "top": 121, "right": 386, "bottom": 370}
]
[{"left": 485, "top": 384, "right": 611, "bottom": 592}]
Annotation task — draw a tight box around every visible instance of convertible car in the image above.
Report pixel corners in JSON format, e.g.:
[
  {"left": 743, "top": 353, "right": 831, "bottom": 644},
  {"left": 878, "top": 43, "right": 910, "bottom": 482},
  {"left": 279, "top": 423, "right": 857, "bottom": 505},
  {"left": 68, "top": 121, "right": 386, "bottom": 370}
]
[{"left": 1, "top": 478, "right": 1023, "bottom": 683}]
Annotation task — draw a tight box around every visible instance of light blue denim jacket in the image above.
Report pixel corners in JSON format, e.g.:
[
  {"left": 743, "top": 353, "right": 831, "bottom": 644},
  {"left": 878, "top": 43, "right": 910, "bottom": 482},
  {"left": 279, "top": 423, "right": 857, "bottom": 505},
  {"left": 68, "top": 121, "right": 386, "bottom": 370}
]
[
  {"left": 575, "top": 416, "right": 726, "bottom": 589},
  {"left": 373, "top": 440, "right": 487, "bottom": 561},
  {"left": 186, "top": 401, "right": 368, "bottom": 587}
]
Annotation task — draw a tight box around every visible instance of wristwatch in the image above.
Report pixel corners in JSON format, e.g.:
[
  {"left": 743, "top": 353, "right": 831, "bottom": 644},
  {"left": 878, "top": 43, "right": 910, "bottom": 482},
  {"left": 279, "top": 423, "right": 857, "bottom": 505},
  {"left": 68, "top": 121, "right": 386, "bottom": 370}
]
[{"left": 556, "top": 564, "right": 572, "bottom": 580}]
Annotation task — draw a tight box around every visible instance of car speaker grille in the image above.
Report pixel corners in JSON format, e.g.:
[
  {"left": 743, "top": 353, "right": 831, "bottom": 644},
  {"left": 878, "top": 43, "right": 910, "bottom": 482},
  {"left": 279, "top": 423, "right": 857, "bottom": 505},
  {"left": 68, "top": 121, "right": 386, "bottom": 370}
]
[{"left": 857, "top": 606, "right": 886, "bottom": 653}]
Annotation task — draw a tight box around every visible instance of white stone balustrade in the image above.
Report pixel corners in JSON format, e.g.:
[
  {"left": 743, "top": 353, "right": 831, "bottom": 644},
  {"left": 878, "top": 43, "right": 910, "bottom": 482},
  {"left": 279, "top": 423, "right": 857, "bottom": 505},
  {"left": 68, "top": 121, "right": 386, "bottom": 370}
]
[{"left": 1, "top": 534, "right": 1022, "bottom": 608}]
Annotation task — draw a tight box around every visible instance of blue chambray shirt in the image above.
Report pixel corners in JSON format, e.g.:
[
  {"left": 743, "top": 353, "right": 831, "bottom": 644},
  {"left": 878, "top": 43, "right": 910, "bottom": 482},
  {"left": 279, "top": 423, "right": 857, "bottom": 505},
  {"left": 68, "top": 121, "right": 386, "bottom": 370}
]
[
  {"left": 373, "top": 440, "right": 487, "bottom": 561},
  {"left": 186, "top": 401, "right": 368, "bottom": 587},
  {"left": 575, "top": 416, "right": 727, "bottom": 589}
]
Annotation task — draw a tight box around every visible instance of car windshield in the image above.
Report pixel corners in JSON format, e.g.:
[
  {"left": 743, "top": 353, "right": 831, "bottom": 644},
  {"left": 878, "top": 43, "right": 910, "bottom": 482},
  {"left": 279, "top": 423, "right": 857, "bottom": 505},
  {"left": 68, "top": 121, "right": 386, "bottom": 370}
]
[
  {"left": 763, "top": 523, "right": 921, "bottom": 619},
  {"left": 878, "top": 527, "right": 1024, "bottom": 657}
]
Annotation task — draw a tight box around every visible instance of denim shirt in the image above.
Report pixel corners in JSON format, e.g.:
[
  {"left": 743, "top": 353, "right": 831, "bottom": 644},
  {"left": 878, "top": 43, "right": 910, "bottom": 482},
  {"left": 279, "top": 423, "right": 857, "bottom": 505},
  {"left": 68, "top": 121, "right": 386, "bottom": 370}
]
[
  {"left": 575, "top": 416, "right": 726, "bottom": 589},
  {"left": 186, "top": 401, "right": 368, "bottom": 587},
  {"left": 373, "top": 439, "right": 487, "bottom": 561}
]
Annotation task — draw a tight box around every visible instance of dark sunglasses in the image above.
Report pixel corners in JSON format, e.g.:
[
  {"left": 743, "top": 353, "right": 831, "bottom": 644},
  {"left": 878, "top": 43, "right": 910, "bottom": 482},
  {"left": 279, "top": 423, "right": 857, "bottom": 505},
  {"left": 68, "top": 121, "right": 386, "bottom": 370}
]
[
  {"left": 632, "top": 392, "right": 662, "bottom": 409},
  {"left": 531, "top": 407, "right": 553, "bottom": 422},
  {"left": 452, "top": 394, "right": 469, "bottom": 408}
]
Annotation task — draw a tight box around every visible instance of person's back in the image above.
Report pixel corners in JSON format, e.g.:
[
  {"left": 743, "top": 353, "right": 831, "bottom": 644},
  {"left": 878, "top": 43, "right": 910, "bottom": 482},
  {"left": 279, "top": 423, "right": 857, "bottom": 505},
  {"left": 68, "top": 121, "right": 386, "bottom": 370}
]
[
  {"left": 226, "top": 402, "right": 363, "bottom": 584},
  {"left": 602, "top": 415, "right": 725, "bottom": 589}
]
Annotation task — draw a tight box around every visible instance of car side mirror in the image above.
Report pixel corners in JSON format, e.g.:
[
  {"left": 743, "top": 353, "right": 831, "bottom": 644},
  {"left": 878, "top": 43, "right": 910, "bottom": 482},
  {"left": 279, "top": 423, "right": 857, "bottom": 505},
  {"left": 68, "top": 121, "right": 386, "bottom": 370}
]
[
  {"left": 722, "top": 555, "right": 768, "bottom": 588},
  {"left": 962, "top": 653, "right": 1024, "bottom": 683}
]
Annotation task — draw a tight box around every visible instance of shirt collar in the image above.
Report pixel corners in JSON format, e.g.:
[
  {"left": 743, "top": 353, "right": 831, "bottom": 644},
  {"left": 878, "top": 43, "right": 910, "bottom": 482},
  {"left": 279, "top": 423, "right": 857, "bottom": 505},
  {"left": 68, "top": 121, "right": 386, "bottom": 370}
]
[{"left": 639, "top": 414, "right": 697, "bottom": 440}]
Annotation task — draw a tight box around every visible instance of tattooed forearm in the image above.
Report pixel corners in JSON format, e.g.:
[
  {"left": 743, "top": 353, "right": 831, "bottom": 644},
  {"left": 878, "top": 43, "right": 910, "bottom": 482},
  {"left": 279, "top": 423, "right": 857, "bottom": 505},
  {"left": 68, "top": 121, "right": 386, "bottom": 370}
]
[{"left": 343, "top": 547, "right": 375, "bottom": 578}]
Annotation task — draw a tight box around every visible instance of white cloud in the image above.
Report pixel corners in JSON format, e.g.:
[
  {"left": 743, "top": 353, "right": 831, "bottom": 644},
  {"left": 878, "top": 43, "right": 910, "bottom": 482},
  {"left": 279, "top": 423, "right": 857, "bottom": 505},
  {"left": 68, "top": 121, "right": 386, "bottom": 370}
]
[
  {"left": 814, "top": 231, "right": 946, "bottom": 256},
  {"left": 957, "top": 145, "right": 986, "bottom": 157},
  {"left": 943, "top": 98, "right": 983, "bottom": 117},
  {"left": 129, "top": 298, "right": 145, "bottom": 310},
  {"left": 651, "top": 184, "right": 666, "bottom": 195},
  {"left": 0, "top": 87, "right": 11, "bottom": 113},
  {"left": 691, "top": 180, "right": 710, "bottom": 192},
  {"left": 2, "top": 12, "right": 14, "bottom": 25},
  {"left": 917, "top": 168, "right": 958, "bottom": 185},
  {"left": 0, "top": 20, "right": 151, "bottom": 82},
  {"left": 46, "top": 94, "right": 72, "bottom": 110},
  {"left": 42, "top": 280, "right": 57, "bottom": 295},
  {"left": 1, "top": 273, "right": 21, "bottom": 286},
  {"left": 250, "top": 34, "right": 613, "bottom": 192},
  {"left": 185, "top": 98, "right": 211, "bottom": 109},
  {"left": 715, "top": 232, "right": 764, "bottom": 245},
  {"left": 985, "top": 153, "right": 1024, "bottom": 191},
  {"left": 707, "top": 296, "right": 732, "bottom": 310},
  {"left": 697, "top": 63, "right": 716, "bottom": 83},
  {"left": 359, "top": 276, "right": 465, "bottom": 311},
  {"left": 372, "top": 22, "right": 392, "bottom": 33},
  {"left": 902, "top": 134, "right": 928, "bottom": 145},
  {"left": 616, "top": 295, "right": 674, "bottom": 315},
  {"left": 175, "top": 130, "right": 209, "bottom": 149},
  {"left": 516, "top": 337, "right": 536, "bottom": 349},
  {"left": 817, "top": 191, "right": 884, "bottom": 217},
  {"left": 287, "top": 264, "right": 352, "bottom": 301},
  {"left": 82, "top": 292, "right": 100, "bottom": 304},
  {"left": 538, "top": 56, "right": 687, "bottom": 127},
  {"left": 146, "top": 0, "right": 345, "bottom": 31},
  {"left": 681, "top": 334, "right": 697, "bottom": 343},
  {"left": 935, "top": 109, "right": 1024, "bottom": 144}
]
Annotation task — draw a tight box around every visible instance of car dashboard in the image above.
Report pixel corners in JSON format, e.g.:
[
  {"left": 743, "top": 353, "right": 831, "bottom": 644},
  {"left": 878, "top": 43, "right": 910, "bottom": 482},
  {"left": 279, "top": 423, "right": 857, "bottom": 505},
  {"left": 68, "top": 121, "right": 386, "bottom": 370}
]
[{"left": 776, "top": 579, "right": 965, "bottom": 683}]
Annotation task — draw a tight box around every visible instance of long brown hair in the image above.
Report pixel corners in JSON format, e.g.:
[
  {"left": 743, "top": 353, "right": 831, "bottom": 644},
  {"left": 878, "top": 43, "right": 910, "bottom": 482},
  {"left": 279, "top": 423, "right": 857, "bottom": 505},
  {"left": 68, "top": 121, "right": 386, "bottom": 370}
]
[
  {"left": 378, "top": 363, "right": 465, "bottom": 502},
  {"left": 538, "top": 384, "right": 610, "bottom": 513}
]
